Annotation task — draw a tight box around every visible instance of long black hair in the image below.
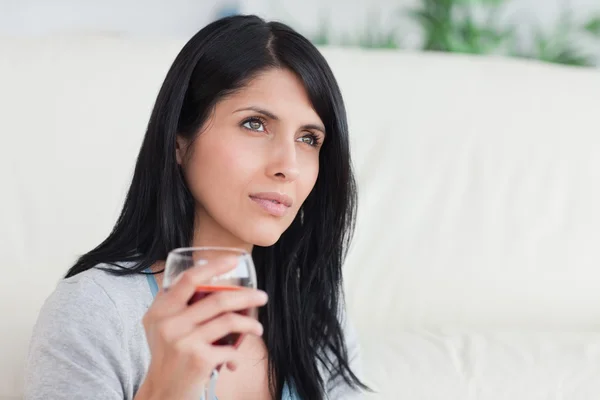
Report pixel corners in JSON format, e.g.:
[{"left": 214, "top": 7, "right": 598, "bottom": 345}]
[{"left": 66, "top": 14, "right": 366, "bottom": 399}]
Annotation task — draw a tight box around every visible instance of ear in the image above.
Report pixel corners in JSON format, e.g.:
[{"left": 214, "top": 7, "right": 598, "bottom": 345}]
[{"left": 175, "top": 135, "right": 187, "bottom": 165}]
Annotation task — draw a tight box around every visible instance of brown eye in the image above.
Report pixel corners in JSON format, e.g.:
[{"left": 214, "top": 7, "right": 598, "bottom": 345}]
[{"left": 242, "top": 118, "right": 266, "bottom": 132}]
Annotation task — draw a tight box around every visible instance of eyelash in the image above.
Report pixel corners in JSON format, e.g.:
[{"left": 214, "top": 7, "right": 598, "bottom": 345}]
[
  {"left": 240, "top": 116, "right": 322, "bottom": 148},
  {"left": 302, "top": 132, "right": 321, "bottom": 147}
]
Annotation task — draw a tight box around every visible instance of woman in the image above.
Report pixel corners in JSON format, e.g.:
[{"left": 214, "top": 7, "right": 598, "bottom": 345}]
[{"left": 25, "top": 14, "right": 367, "bottom": 400}]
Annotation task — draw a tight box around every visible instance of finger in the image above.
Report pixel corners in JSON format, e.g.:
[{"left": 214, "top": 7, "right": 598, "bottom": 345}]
[
  {"left": 159, "top": 256, "right": 239, "bottom": 310},
  {"left": 176, "top": 334, "right": 239, "bottom": 369},
  {"left": 182, "top": 288, "right": 266, "bottom": 325},
  {"left": 197, "top": 312, "right": 263, "bottom": 344},
  {"left": 155, "top": 289, "right": 267, "bottom": 342}
]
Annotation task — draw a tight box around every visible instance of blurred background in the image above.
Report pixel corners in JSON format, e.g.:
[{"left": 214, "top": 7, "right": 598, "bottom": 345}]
[
  {"left": 2, "top": 0, "right": 600, "bottom": 67},
  {"left": 3, "top": 2, "right": 600, "bottom": 399}
]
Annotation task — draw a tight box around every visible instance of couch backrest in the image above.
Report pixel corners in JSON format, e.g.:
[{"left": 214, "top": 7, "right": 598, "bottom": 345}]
[{"left": 2, "top": 36, "right": 600, "bottom": 398}]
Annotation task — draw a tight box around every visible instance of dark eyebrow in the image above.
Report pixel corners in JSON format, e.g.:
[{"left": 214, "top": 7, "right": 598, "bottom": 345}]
[{"left": 234, "top": 106, "right": 326, "bottom": 135}]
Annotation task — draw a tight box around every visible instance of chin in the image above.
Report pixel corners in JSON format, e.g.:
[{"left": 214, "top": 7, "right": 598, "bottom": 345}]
[
  {"left": 252, "top": 236, "right": 281, "bottom": 247},
  {"left": 249, "top": 229, "right": 285, "bottom": 247},
  {"left": 238, "top": 221, "right": 290, "bottom": 248}
]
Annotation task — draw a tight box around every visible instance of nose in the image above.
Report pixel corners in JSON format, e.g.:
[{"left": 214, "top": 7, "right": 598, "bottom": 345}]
[{"left": 266, "top": 139, "right": 300, "bottom": 182}]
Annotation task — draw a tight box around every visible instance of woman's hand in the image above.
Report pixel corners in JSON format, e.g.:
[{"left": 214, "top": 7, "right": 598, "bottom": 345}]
[{"left": 134, "top": 259, "right": 268, "bottom": 400}]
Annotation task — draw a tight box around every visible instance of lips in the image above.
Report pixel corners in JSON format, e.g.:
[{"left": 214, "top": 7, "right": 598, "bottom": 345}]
[{"left": 249, "top": 192, "right": 293, "bottom": 217}]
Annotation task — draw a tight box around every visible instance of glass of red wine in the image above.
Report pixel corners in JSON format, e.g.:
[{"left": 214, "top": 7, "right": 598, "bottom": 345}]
[{"left": 163, "top": 247, "right": 257, "bottom": 400}]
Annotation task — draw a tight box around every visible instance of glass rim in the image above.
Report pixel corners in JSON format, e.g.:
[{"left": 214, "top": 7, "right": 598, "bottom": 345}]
[
  {"left": 169, "top": 246, "right": 250, "bottom": 256},
  {"left": 163, "top": 246, "right": 256, "bottom": 290}
]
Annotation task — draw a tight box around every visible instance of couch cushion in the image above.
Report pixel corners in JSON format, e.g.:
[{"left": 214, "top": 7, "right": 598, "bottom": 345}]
[{"left": 360, "top": 329, "right": 600, "bottom": 399}]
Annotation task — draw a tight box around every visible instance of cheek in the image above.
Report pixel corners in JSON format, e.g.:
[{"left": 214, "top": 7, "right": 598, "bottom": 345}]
[
  {"left": 299, "top": 155, "right": 320, "bottom": 200},
  {"left": 185, "top": 135, "right": 257, "bottom": 199}
]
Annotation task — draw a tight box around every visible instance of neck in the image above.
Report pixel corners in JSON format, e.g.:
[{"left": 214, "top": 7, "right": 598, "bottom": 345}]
[
  {"left": 192, "top": 208, "right": 253, "bottom": 253},
  {"left": 152, "top": 210, "right": 252, "bottom": 276}
]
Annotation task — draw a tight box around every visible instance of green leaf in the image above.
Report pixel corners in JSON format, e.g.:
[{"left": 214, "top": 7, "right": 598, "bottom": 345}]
[
  {"left": 407, "top": 4, "right": 455, "bottom": 51},
  {"left": 551, "top": 48, "right": 594, "bottom": 66},
  {"left": 584, "top": 16, "right": 600, "bottom": 36},
  {"left": 446, "top": 34, "right": 472, "bottom": 53},
  {"left": 406, "top": 9, "right": 442, "bottom": 29},
  {"left": 457, "top": 0, "right": 505, "bottom": 5}
]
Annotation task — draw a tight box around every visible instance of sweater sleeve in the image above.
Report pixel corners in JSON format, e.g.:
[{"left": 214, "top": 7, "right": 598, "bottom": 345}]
[{"left": 24, "top": 276, "right": 129, "bottom": 400}]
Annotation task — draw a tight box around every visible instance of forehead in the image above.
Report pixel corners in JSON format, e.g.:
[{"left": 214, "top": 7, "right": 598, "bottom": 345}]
[{"left": 217, "top": 68, "right": 323, "bottom": 125}]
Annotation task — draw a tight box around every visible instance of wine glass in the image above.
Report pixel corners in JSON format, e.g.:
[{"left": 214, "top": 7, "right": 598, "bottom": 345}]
[{"left": 163, "top": 247, "right": 258, "bottom": 400}]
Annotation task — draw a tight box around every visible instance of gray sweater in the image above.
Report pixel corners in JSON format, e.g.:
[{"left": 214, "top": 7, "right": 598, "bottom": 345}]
[{"left": 24, "top": 265, "right": 364, "bottom": 400}]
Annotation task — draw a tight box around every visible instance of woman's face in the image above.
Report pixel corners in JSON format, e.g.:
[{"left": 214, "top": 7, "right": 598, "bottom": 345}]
[{"left": 177, "top": 68, "right": 325, "bottom": 250}]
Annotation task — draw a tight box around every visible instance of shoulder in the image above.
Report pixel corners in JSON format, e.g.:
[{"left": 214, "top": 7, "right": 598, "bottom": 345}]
[
  {"left": 42, "top": 267, "right": 121, "bottom": 317},
  {"left": 33, "top": 263, "right": 151, "bottom": 337},
  {"left": 64, "top": 263, "right": 152, "bottom": 305},
  {"left": 25, "top": 264, "right": 150, "bottom": 399}
]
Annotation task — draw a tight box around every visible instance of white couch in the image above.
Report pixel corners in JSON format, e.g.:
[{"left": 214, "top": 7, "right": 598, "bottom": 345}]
[{"left": 2, "top": 35, "right": 600, "bottom": 400}]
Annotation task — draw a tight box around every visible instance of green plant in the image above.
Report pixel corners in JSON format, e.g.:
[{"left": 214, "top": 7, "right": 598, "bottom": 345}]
[
  {"left": 310, "top": 10, "right": 400, "bottom": 49},
  {"left": 306, "top": 0, "right": 600, "bottom": 67},
  {"left": 511, "top": 9, "right": 599, "bottom": 66},
  {"left": 584, "top": 15, "right": 600, "bottom": 36},
  {"left": 406, "top": 0, "right": 514, "bottom": 54},
  {"left": 406, "top": 0, "right": 600, "bottom": 67}
]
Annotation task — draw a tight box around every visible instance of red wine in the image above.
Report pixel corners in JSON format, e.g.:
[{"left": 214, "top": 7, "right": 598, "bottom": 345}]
[{"left": 188, "top": 285, "right": 249, "bottom": 347}]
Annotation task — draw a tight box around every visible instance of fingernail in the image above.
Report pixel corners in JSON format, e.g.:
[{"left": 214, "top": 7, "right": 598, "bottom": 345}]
[{"left": 258, "top": 290, "right": 268, "bottom": 302}]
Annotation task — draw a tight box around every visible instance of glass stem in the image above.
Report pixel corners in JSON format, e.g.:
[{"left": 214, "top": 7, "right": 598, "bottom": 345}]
[{"left": 203, "top": 368, "right": 219, "bottom": 400}]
